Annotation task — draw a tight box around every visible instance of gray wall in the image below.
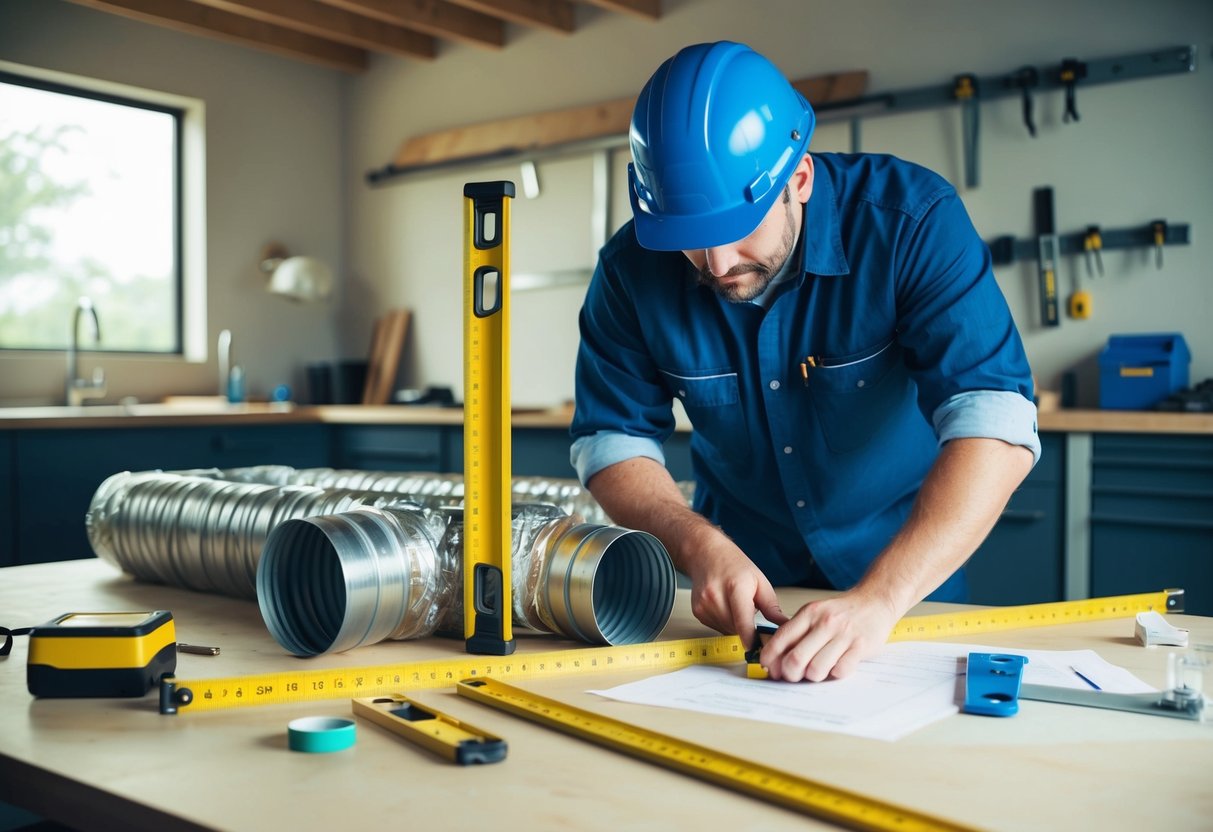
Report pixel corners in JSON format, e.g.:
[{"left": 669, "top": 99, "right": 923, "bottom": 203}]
[
  {"left": 345, "top": 0, "right": 1213, "bottom": 408},
  {"left": 0, "top": 0, "right": 343, "bottom": 405},
  {"left": 1, "top": 0, "right": 1210, "bottom": 409}
]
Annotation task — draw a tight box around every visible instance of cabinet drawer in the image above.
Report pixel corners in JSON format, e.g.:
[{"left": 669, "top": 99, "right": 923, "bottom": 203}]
[
  {"left": 332, "top": 425, "right": 446, "bottom": 471},
  {"left": 965, "top": 482, "right": 1063, "bottom": 605},
  {"left": 1092, "top": 522, "right": 1212, "bottom": 616},
  {"left": 1092, "top": 433, "right": 1213, "bottom": 492}
]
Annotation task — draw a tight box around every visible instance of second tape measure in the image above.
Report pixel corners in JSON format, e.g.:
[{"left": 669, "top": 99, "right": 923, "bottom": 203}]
[
  {"left": 456, "top": 677, "right": 975, "bottom": 832},
  {"left": 160, "top": 589, "right": 1181, "bottom": 715}
]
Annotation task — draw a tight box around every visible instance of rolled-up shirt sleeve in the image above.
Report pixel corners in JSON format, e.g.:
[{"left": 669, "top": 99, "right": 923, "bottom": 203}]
[
  {"left": 932, "top": 390, "right": 1041, "bottom": 465},
  {"left": 570, "top": 431, "right": 666, "bottom": 486}
]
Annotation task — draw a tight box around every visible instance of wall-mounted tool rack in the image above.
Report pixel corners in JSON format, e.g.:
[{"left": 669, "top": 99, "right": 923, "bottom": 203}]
[
  {"left": 985, "top": 221, "right": 1190, "bottom": 267},
  {"left": 819, "top": 45, "right": 1197, "bottom": 187}
]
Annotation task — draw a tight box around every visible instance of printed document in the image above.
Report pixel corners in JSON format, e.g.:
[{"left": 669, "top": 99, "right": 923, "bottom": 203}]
[{"left": 589, "top": 642, "right": 1153, "bottom": 742}]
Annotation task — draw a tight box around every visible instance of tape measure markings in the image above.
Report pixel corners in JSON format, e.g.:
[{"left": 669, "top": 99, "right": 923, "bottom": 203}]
[
  {"left": 456, "top": 678, "right": 977, "bottom": 832},
  {"left": 162, "top": 636, "right": 745, "bottom": 713},
  {"left": 462, "top": 180, "right": 516, "bottom": 656},
  {"left": 161, "top": 590, "right": 1179, "bottom": 714}
]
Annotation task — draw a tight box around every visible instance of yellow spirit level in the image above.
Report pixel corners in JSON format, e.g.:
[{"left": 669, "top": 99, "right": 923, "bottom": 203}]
[
  {"left": 462, "top": 180, "right": 516, "bottom": 656},
  {"left": 27, "top": 610, "right": 176, "bottom": 698},
  {"left": 352, "top": 693, "right": 507, "bottom": 765}
]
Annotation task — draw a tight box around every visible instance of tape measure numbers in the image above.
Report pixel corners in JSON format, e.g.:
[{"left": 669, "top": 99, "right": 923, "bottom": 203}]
[
  {"left": 456, "top": 677, "right": 976, "bottom": 832},
  {"left": 160, "top": 590, "right": 1180, "bottom": 714},
  {"left": 462, "top": 180, "right": 516, "bottom": 656},
  {"left": 161, "top": 636, "right": 746, "bottom": 714}
]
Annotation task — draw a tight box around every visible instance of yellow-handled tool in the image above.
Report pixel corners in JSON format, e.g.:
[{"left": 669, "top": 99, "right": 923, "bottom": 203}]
[{"left": 462, "top": 181, "right": 517, "bottom": 656}]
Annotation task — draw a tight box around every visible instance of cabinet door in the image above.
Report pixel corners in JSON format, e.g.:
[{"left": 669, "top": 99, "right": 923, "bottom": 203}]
[
  {"left": 0, "top": 433, "right": 15, "bottom": 567},
  {"left": 15, "top": 427, "right": 212, "bottom": 564},
  {"left": 1090, "top": 433, "right": 1213, "bottom": 616},
  {"left": 965, "top": 433, "right": 1064, "bottom": 605},
  {"left": 332, "top": 425, "right": 447, "bottom": 472},
  {"left": 207, "top": 424, "right": 330, "bottom": 468},
  {"left": 14, "top": 424, "right": 332, "bottom": 566}
]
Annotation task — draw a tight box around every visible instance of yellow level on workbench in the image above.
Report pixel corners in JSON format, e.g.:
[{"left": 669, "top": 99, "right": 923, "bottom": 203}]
[{"left": 159, "top": 589, "right": 1181, "bottom": 715}]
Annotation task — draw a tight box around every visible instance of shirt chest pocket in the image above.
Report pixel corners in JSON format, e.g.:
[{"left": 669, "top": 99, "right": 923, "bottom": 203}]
[
  {"left": 659, "top": 369, "right": 751, "bottom": 463},
  {"left": 805, "top": 338, "right": 909, "bottom": 454}
]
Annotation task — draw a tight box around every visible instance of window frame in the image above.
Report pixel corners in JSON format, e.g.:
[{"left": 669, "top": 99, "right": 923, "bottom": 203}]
[{"left": 0, "top": 68, "right": 186, "bottom": 355}]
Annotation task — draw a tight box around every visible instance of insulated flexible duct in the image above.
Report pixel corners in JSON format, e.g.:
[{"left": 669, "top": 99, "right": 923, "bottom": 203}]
[{"left": 86, "top": 469, "right": 677, "bottom": 655}]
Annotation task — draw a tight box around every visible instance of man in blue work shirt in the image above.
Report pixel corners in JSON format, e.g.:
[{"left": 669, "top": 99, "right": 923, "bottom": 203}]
[{"left": 570, "top": 42, "right": 1039, "bottom": 683}]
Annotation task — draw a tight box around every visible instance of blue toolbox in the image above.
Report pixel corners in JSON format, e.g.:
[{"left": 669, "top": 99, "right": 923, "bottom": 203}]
[{"left": 1098, "top": 333, "right": 1190, "bottom": 410}]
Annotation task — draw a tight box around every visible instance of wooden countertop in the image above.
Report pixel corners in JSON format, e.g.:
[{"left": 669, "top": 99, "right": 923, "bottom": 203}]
[
  {"left": 1, "top": 402, "right": 1211, "bottom": 434},
  {"left": 1, "top": 559, "right": 1210, "bottom": 831}
]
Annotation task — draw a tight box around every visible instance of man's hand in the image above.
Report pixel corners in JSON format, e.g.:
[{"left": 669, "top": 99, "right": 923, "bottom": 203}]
[
  {"left": 757, "top": 590, "right": 899, "bottom": 682},
  {"left": 682, "top": 533, "right": 789, "bottom": 647}
]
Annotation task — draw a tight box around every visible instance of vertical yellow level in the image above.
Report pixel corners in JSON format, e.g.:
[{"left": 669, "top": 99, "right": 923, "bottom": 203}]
[{"left": 462, "top": 181, "right": 516, "bottom": 655}]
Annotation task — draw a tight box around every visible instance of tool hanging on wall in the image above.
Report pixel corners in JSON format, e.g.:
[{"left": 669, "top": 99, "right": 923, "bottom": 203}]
[
  {"left": 1152, "top": 219, "right": 1168, "bottom": 269},
  {"left": 987, "top": 218, "right": 1189, "bottom": 268},
  {"left": 1083, "top": 225, "right": 1105, "bottom": 278},
  {"left": 462, "top": 181, "right": 517, "bottom": 656},
  {"left": 953, "top": 73, "right": 980, "bottom": 188},
  {"left": 1058, "top": 58, "right": 1088, "bottom": 122},
  {"left": 1011, "top": 66, "right": 1039, "bottom": 137},
  {"left": 1034, "top": 187, "right": 1062, "bottom": 327}
]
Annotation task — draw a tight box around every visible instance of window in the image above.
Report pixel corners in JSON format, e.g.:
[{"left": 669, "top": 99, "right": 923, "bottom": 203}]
[{"left": 0, "top": 70, "right": 182, "bottom": 353}]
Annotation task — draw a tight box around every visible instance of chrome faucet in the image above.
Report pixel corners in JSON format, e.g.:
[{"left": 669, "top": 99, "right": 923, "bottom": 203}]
[{"left": 66, "top": 297, "right": 107, "bottom": 406}]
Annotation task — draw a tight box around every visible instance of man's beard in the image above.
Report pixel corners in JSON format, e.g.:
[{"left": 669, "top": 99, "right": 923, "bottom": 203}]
[{"left": 696, "top": 201, "right": 798, "bottom": 303}]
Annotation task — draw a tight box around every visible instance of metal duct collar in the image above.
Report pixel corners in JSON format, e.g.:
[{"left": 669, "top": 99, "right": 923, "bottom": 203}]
[{"left": 544, "top": 523, "right": 675, "bottom": 646}]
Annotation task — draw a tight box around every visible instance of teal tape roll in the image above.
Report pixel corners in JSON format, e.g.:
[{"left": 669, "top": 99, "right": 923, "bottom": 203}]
[{"left": 288, "top": 716, "right": 356, "bottom": 753}]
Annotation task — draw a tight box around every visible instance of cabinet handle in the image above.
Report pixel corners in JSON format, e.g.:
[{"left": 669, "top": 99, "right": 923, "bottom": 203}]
[
  {"left": 213, "top": 435, "right": 272, "bottom": 453},
  {"left": 347, "top": 449, "right": 439, "bottom": 463},
  {"left": 999, "top": 509, "right": 1046, "bottom": 522},
  {"left": 1090, "top": 512, "right": 1213, "bottom": 531}
]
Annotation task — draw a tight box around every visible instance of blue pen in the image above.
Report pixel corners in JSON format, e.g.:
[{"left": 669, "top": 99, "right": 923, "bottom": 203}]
[{"left": 1071, "top": 667, "right": 1102, "bottom": 691}]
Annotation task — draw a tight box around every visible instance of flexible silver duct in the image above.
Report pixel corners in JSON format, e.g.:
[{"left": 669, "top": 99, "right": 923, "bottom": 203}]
[{"left": 86, "top": 469, "right": 677, "bottom": 655}]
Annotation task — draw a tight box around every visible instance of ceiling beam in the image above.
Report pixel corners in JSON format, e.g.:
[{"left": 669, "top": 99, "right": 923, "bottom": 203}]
[
  {"left": 65, "top": 0, "right": 369, "bottom": 72},
  {"left": 317, "top": 0, "right": 506, "bottom": 49},
  {"left": 186, "top": 0, "right": 436, "bottom": 60},
  {"left": 578, "top": 0, "right": 658, "bottom": 21},
  {"left": 445, "top": 0, "right": 575, "bottom": 34}
]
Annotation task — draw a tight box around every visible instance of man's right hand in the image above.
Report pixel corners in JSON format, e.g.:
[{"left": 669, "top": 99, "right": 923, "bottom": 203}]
[{"left": 681, "top": 530, "right": 789, "bottom": 648}]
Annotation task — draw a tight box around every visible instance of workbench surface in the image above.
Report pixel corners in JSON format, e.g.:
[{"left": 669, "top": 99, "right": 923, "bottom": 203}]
[
  {"left": 1, "top": 402, "right": 1212, "bottom": 434},
  {"left": 1, "top": 559, "right": 1210, "bottom": 831}
]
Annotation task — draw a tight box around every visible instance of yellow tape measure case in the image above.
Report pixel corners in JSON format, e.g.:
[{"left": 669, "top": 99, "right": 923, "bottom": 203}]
[{"left": 27, "top": 611, "right": 177, "bottom": 698}]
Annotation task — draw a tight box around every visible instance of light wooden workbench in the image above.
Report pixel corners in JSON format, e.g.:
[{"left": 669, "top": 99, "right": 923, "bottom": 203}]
[{"left": 1, "top": 559, "right": 1210, "bottom": 831}]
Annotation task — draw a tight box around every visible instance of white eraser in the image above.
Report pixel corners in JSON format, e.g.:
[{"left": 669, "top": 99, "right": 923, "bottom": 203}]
[{"left": 1135, "top": 610, "right": 1189, "bottom": 647}]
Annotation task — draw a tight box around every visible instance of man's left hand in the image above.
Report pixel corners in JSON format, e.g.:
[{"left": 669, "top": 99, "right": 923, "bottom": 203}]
[{"left": 757, "top": 591, "right": 900, "bottom": 682}]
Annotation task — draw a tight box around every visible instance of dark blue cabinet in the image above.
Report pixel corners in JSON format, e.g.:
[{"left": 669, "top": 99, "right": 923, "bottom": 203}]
[
  {"left": 0, "top": 433, "right": 14, "bottom": 567},
  {"left": 332, "top": 424, "right": 447, "bottom": 472},
  {"left": 12, "top": 424, "right": 328, "bottom": 565},
  {"left": 1090, "top": 434, "right": 1213, "bottom": 616},
  {"left": 964, "top": 433, "right": 1065, "bottom": 606}
]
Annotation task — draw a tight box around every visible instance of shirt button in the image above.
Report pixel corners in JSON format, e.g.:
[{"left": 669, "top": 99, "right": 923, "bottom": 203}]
[
  {"left": 856, "top": 379, "right": 866, "bottom": 388},
  {"left": 796, "top": 500, "right": 806, "bottom": 508},
  {"left": 678, "top": 389, "right": 686, "bottom": 397},
  {"left": 783, "top": 446, "right": 793, "bottom": 454},
  {"left": 769, "top": 380, "right": 780, "bottom": 390}
]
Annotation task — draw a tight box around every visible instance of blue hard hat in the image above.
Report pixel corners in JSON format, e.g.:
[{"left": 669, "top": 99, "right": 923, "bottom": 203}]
[{"left": 628, "top": 42, "right": 815, "bottom": 252}]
